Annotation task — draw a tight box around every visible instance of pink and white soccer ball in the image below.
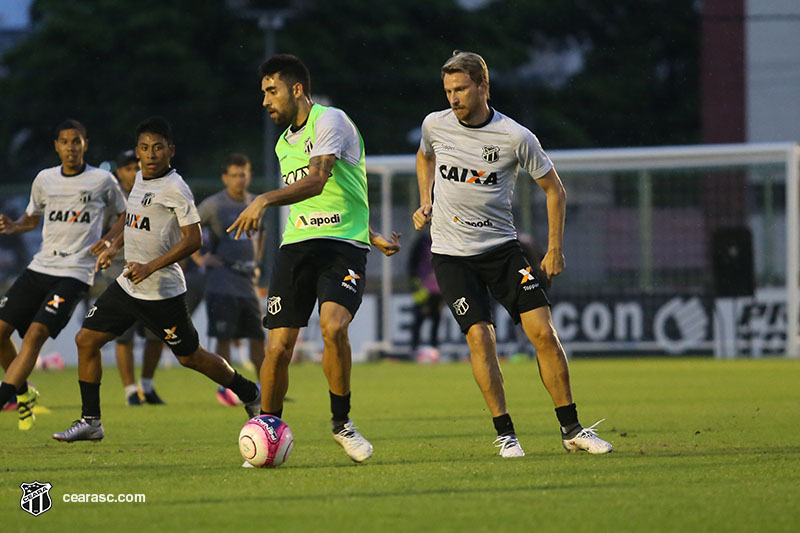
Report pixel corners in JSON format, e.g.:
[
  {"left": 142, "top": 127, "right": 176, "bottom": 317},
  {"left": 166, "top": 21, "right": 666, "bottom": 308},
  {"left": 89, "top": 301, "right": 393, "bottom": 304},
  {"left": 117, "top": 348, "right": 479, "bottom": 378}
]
[{"left": 239, "top": 415, "right": 294, "bottom": 468}]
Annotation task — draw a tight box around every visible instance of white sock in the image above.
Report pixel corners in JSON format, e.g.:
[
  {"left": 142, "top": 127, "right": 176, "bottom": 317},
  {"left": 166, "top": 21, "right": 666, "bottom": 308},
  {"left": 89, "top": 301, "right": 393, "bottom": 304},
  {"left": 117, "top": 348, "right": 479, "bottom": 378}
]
[
  {"left": 124, "top": 384, "right": 138, "bottom": 397},
  {"left": 140, "top": 378, "right": 154, "bottom": 393}
]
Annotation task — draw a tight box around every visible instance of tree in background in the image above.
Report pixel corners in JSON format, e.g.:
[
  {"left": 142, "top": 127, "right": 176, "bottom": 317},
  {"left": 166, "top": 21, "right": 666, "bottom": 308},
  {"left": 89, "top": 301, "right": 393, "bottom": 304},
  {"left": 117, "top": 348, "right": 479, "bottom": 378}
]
[{"left": 0, "top": 0, "right": 699, "bottom": 181}]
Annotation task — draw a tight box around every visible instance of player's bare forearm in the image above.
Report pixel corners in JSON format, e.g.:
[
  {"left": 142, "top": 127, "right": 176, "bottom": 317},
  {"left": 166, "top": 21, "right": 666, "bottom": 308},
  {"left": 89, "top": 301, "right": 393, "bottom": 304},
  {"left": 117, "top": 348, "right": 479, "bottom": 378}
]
[
  {"left": 227, "top": 154, "right": 334, "bottom": 239},
  {"left": 91, "top": 212, "right": 126, "bottom": 255},
  {"left": 125, "top": 223, "right": 201, "bottom": 284},
  {"left": 414, "top": 149, "right": 436, "bottom": 230},
  {"left": 536, "top": 168, "right": 567, "bottom": 277},
  {"left": 0, "top": 213, "right": 40, "bottom": 235},
  {"left": 415, "top": 149, "right": 435, "bottom": 206}
]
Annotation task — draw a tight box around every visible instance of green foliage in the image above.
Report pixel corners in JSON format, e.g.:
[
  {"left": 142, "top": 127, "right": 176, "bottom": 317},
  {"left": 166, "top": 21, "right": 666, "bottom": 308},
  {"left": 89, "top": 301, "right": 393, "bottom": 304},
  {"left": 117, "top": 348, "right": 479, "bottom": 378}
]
[
  {"left": 2, "top": 359, "right": 799, "bottom": 531},
  {"left": 0, "top": 0, "right": 699, "bottom": 180}
]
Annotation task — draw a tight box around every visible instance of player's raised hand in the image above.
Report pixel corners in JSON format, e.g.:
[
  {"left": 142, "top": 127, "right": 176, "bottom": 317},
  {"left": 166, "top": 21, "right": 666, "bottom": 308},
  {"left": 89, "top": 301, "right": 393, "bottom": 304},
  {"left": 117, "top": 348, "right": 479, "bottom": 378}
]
[
  {"left": 540, "top": 247, "right": 565, "bottom": 280},
  {"left": 371, "top": 231, "right": 402, "bottom": 256},
  {"left": 227, "top": 196, "right": 267, "bottom": 239},
  {"left": 0, "top": 214, "right": 15, "bottom": 234},
  {"left": 413, "top": 204, "right": 433, "bottom": 230},
  {"left": 123, "top": 261, "right": 155, "bottom": 284}
]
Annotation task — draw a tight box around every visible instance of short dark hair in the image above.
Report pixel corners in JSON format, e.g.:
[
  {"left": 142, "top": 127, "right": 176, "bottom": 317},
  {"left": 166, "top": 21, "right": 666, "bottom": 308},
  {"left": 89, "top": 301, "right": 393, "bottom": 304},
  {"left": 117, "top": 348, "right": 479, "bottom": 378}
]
[
  {"left": 259, "top": 54, "right": 311, "bottom": 97},
  {"left": 54, "top": 119, "right": 87, "bottom": 140},
  {"left": 223, "top": 153, "right": 251, "bottom": 173},
  {"left": 135, "top": 116, "right": 173, "bottom": 145}
]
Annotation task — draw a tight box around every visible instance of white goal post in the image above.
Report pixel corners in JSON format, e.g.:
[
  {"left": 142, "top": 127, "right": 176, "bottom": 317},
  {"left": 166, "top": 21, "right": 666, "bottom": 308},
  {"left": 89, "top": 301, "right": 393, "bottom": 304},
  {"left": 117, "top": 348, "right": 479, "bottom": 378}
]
[{"left": 366, "top": 142, "right": 800, "bottom": 358}]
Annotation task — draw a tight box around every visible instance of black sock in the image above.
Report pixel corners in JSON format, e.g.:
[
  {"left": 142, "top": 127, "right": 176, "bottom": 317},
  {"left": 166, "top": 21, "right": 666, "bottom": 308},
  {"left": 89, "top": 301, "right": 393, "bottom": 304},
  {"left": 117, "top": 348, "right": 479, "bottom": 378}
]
[
  {"left": 16, "top": 381, "right": 28, "bottom": 396},
  {"left": 555, "top": 403, "right": 581, "bottom": 436},
  {"left": 493, "top": 413, "right": 516, "bottom": 436},
  {"left": 260, "top": 408, "right": 283, "bottom": 418},
  {"left": 226, "top": 371, "right": 258, "bottom": 404},
  {"left": 330, "top": 391, "right": 351, "bottom": 433},
  {"left": 79, "top": 380, "right": 101, "bottom": 420},
  {"left": 0, "top": 381, "right": 16, "bottom": 406}
]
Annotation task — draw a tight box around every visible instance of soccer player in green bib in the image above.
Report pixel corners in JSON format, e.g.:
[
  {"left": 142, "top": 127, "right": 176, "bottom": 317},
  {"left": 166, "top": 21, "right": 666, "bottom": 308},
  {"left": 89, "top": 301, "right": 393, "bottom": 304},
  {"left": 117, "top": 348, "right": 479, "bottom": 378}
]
[{"left": 229, "top": 54, "right": 400, "bottom": 463}]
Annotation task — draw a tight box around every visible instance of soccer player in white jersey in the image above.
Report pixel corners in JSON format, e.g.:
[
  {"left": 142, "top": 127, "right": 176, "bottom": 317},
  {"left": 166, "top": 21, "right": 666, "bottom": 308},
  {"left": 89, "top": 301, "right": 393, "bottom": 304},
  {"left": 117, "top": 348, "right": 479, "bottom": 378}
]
[
  {"left": 0, "top": 120, "right": 127, "bottom": 430},
  {"left": 413, "top": 51, "right": 612, "bottom": 457},
  {"left": 108, "top": 149, "right": 167, "bottom": 406},
  {"left": 53, "top": 117, "right": 261, "bottom": 442}
]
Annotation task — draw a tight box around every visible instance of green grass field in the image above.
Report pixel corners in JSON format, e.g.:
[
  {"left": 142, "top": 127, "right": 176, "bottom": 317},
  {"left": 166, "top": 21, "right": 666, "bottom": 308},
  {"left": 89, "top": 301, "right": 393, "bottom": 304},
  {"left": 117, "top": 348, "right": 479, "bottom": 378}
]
[{"left": 2, "top": 358, "right": 799, "bottom": 532}]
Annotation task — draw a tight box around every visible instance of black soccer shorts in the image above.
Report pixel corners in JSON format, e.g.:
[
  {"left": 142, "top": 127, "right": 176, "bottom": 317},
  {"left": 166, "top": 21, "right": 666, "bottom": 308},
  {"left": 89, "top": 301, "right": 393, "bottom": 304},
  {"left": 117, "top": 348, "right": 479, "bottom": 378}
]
[
  {"left": 83, "top": 281, "right": 199, "bottom": 357},
  {"left": 263, "top": 239, "right": 368, "bottom": 329},
  {"left": 206, "top": 292, "right": 265, "bottom": 340},
  {"left": 432, "top": 239, "right": 551, "bottom": 334},
  {"left": 0, "top": 269, "right": 89, "bottom": 338}
]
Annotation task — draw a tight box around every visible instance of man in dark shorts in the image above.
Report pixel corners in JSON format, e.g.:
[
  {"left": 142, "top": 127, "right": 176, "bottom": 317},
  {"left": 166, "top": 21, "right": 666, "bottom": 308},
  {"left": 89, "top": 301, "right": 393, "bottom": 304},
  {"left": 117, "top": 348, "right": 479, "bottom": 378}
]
[
  {"left": 228, "top": 54, "right": 400, "bottom": 463},
  {"left": 106, "top": 149, "right": 167, "bottom": 406},
  {"left": 0, "top": 119, "right": 126, "bottom": 430},
  {"left": 53, "top": 117, "right": 261, "bottom": 442},
  {"left": 197, "top": 153, "right": 265, "bottom": 405},
  {"left": 413, "top": 51, "right": 612, "bottom": 457}
]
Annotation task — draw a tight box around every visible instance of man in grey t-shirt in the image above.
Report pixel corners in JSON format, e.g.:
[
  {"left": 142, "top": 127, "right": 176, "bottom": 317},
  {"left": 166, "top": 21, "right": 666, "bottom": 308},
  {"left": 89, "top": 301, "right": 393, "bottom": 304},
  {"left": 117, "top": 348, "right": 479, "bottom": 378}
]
[
  {"left": 197, "top": 154, "right": 265, "bottom": 404},
  {"left": 414, "top": 51, "right": 612, "bottom": 457}
]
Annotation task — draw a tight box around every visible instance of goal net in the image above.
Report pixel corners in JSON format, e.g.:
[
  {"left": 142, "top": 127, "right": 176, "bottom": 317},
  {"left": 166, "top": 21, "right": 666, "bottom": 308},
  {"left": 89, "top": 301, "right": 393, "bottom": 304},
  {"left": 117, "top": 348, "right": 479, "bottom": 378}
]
[{"left": 365, "top": 143, "right": 800, "bottom": 359}]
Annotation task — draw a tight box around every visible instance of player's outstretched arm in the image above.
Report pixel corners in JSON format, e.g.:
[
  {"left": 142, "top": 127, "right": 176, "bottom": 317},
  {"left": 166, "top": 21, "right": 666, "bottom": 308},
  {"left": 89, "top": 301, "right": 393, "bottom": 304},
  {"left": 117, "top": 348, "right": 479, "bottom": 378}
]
[
  {"left": 124, "top": 223, "right": 201, "bottom": 284},
  {"left": 369, "top": 227, "right": 402, "bottom": 256},
  {"left": 90, "top": 211, "right": 126, "bottom": 255},
  {"left": 227, "top": 154, "right": 335, "bottom": 240},
  {"left": 0, "top": 213, "right": 41, "bottom": 235},
  {"left": 535, "top": 168, "right": 567, "bottom": 279},
  {"left": 413, "top": 148, "right": 436, "bottom": 230}
]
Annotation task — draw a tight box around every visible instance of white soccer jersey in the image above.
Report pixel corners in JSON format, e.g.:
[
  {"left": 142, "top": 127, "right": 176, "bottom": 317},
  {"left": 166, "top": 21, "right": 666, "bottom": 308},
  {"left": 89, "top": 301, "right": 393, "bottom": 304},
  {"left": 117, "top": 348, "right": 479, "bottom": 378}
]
[
  {"left": 117, "top": 169, "right": 201, "bottom": 300},
  {"left": 25, "top": 165, "right": 126, "bottom": 284},
  {"left": 419, "top": 108, "right": 553, "bottom": 256}
]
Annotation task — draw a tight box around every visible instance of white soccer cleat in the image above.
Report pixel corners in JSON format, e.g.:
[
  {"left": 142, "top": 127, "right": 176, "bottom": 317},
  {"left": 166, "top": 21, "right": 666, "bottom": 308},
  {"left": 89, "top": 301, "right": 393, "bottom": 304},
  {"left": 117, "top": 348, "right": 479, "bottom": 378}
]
[
  {"left": 562, "top": 419, "right": 613, "bottom": 454},
  {"left": 333, "top": 420, "right": 373, "bottom": 463},
  {"left": 494, "top": 434, "right": 525, "bottom": 457}
]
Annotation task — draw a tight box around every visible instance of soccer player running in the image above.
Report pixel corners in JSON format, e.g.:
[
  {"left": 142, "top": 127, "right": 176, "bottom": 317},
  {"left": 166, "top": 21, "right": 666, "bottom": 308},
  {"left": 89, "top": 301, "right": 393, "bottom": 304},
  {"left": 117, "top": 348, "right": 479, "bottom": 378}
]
[
  {"left": 108, "top": 149, "right": 167, "bottom": 406},
  {"left": 413, "top": 51, "right": 612, "bottom": 457},
  {"left": 196, "top": 153, "right": 265, "bottom": 402},
  {"left": 53, "top": 117, "right": 261, "bottom": 442},
  {"left": 228, "top": 54, "right": 400, "bottom": 463},
  {"left": 0, "top": 120, "right": 126, "bottom": 430}
]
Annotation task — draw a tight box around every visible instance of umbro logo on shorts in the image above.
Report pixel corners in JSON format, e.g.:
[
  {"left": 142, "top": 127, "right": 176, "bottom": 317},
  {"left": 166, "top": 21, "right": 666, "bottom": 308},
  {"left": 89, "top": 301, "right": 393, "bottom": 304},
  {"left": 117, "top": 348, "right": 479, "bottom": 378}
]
[
  {"left": 86, "top": 305, "right": 97, "bottom": 318},
  {"left": 0, "top": 296, "right": 7, "bottom": 308},
  {"left": 453, "top": 297, "right": 469, "bottom": 316},
  {"left": 267, "top": 296, "right": 282, "bottom": 315}
]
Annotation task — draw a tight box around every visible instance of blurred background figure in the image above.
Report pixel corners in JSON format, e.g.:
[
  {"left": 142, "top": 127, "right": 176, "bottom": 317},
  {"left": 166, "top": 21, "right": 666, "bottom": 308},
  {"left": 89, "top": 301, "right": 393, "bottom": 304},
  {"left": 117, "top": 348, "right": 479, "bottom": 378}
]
[
  {"left": 408, "top": 231, "right": 443, "bottom": 362},
  {"left": 196, "top": 153, "right": 264, "bottom": 406}
]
